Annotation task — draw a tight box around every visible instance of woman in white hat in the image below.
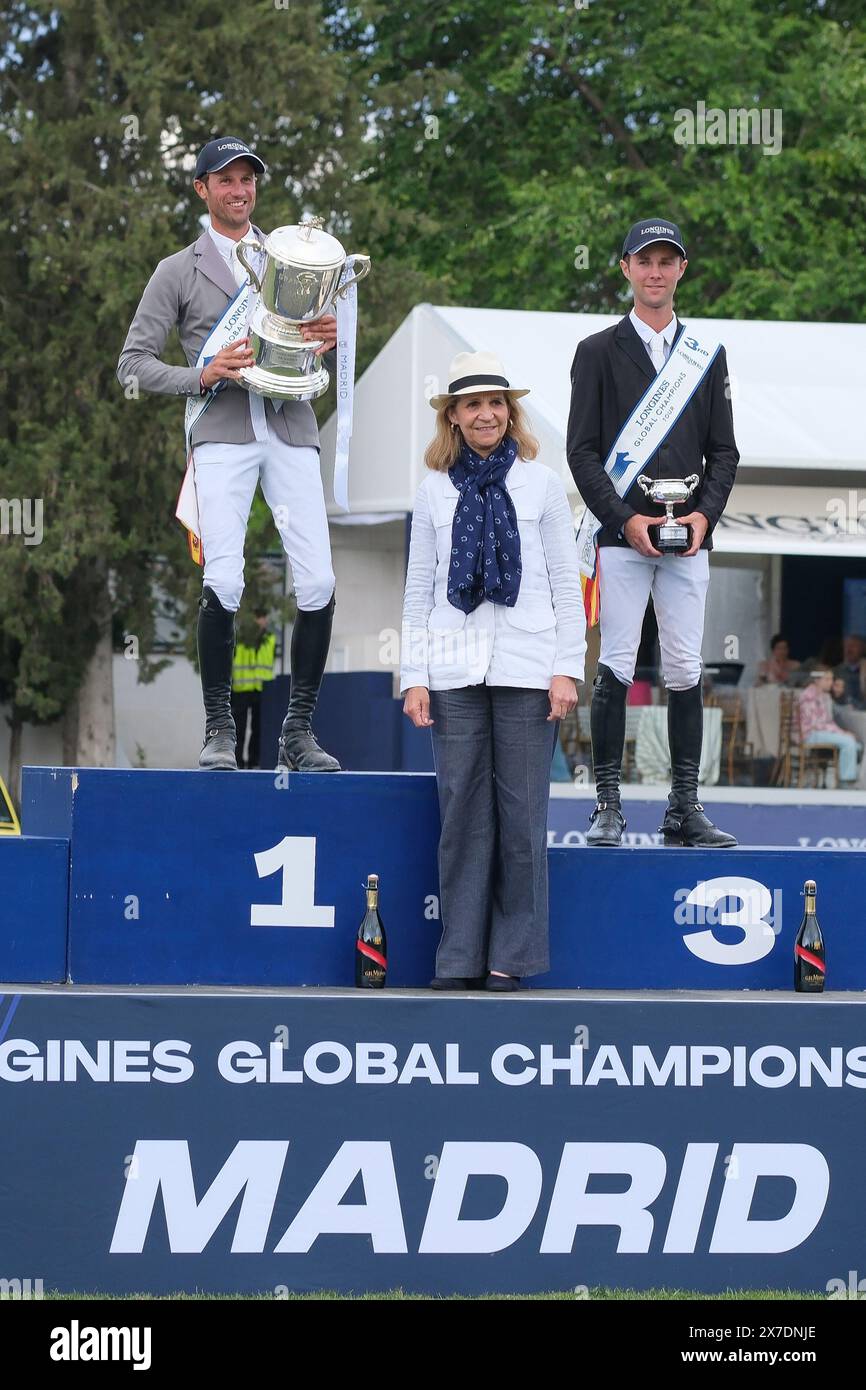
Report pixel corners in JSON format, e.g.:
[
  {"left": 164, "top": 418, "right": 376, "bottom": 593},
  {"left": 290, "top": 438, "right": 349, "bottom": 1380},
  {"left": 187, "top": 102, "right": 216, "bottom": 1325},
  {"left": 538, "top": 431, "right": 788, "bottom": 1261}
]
[{"left": 401, "top": 352, "right": 587, "bottom": 990}]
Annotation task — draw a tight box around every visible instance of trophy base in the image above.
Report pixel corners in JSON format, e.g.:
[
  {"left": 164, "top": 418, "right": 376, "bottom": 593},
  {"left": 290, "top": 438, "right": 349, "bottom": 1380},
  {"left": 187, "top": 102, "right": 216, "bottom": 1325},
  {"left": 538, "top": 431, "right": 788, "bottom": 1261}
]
[
  {"left": 654, "top": 523, "right": 691, "bottom": 555},
  {"left": 239, "top": 364, "right": 330, "bottom": 402},
  {"left": 242, "top": 307, "right": 330, "bottom": 400}
]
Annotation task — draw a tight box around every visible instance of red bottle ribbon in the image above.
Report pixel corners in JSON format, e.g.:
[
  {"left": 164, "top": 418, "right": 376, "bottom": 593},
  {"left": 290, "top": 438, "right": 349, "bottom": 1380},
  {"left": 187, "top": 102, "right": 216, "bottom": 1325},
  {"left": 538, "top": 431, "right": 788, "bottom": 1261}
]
[
  {"left": 357, "top": 941, "right": 387, "bottom": 969},
  {"left": 795, "top": 945, "right": 826, "bottom": 973}
]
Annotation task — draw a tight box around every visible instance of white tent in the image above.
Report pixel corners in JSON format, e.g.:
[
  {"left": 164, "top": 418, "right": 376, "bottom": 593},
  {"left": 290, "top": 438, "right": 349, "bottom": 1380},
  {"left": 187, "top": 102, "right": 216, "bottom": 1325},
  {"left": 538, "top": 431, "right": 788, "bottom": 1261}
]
[
  {"left": 321, "top": 304, "right": 866, "bottom": 558},
  {"left": 316, "top": 304, "right": 865, "bottom": 677}
]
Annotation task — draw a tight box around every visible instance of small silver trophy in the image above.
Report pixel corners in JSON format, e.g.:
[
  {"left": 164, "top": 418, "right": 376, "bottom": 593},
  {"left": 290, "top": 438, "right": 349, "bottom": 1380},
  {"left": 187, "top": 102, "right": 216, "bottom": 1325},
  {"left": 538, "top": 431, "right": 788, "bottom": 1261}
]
[
  {"left": 236, "top": 217, "right": 371, "bottom": 401},
  {"left": 636, "top": 474, "right": 700, "bottom": 553}
]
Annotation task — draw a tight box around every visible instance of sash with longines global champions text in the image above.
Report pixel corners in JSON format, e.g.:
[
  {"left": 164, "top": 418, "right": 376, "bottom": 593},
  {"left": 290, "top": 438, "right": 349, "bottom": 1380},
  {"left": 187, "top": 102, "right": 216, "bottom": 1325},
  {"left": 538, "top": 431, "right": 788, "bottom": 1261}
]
[
  {"left": 175, "top": 281, "right": 254, "bottom": 566},
  {"left": 576, "top": 327, "right": 721, "bottom": 625}
]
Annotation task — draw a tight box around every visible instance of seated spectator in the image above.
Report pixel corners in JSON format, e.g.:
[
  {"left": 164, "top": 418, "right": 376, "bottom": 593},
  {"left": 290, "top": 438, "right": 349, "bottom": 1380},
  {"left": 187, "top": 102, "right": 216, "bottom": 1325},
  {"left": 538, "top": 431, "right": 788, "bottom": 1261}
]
[
  {"left": 757, "top": 634, "right": 800, "bottom": 686},
  {"left": 797, "top": 665, "right": 862, "bottom": 787},
  {"left": 833, "top": 634, "right": 866, "bottom": 709}
]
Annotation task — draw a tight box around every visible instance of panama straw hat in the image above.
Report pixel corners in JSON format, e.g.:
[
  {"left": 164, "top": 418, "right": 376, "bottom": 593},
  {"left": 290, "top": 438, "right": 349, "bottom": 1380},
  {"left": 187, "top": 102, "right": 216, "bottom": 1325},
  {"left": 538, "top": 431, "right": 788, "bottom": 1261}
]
[{"left": 428, "top": 351, "right": 530, "bottom": 410}]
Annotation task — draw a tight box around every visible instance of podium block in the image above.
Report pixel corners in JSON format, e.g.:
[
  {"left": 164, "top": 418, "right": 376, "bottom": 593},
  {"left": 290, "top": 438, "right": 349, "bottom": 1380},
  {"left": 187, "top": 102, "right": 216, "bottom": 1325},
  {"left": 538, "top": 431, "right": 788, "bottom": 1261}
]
[
  {"left": 547, "top": 845, "right": 866, "bottom": 989},
  {"left": 23, "top": 768, "right": 440, "bottom": 987},
  {"left": 19, "top": 768, "right": 866, "bottom": 991},
  {"left": 0, "top": 836, "right": 68, "bottom": 982}
]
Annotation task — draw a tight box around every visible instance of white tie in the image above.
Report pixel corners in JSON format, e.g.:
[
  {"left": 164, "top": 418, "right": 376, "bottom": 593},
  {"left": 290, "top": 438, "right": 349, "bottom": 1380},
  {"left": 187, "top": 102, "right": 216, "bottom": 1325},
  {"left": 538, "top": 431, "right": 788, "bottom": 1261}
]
[{"left": 649, "top": 332, "right": 666, "bottom": 374}]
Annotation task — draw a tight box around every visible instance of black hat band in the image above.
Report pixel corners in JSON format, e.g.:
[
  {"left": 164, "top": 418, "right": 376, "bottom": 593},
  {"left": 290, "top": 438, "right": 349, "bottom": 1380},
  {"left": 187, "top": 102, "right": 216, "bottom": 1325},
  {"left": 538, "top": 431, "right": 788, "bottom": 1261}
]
[{"left": 448, "top": 373, "right": 510, "bottom": 393}]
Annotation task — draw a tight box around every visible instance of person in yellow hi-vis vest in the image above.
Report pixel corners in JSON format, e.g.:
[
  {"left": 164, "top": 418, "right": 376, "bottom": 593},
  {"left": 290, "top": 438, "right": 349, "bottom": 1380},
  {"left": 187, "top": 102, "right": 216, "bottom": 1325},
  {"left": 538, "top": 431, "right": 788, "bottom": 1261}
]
[{"left": 231, "top": 610, "right": 276, "bottom": 769}]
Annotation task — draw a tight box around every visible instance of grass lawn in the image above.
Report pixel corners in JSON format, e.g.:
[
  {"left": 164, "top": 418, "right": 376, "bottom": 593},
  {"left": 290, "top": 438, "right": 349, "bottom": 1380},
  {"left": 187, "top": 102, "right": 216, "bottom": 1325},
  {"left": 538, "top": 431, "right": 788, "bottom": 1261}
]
[{"left": 38, "top": 1287, "right": 827, "bottom": 1300}]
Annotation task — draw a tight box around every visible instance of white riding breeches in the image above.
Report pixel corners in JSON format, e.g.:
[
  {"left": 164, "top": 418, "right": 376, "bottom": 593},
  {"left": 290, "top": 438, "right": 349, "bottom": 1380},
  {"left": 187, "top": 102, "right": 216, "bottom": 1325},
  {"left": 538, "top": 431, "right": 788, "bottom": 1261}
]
[
  {"left": 193, "top": 437, "right": 335, "bottom": 613},
  {"left": 598, "top": 546, "right": 710, "bottom": 690}
]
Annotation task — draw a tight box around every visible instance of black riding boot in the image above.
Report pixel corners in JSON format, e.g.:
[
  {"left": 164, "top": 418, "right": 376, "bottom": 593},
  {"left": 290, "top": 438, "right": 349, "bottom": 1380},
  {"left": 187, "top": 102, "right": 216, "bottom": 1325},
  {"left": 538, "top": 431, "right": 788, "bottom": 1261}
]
[
  {"left": 586, "top": 663, "right": 628, "bottom": 846},
  {"left": 660, "top": 683, "right": 737, "bottom": 847},
  {"left": 277, "top": 594, "right": 341, "bottom": 772},
  {"left": 197, "top": 587, "right": 237, "bottom": 771}
]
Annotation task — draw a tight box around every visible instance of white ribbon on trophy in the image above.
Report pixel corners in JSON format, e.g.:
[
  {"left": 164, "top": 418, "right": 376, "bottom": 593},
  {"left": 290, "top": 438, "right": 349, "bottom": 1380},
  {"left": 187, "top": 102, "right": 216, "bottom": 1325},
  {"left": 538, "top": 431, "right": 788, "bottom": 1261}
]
[{"left": 333, "top": 259, "right": 362, "bottom": 513}]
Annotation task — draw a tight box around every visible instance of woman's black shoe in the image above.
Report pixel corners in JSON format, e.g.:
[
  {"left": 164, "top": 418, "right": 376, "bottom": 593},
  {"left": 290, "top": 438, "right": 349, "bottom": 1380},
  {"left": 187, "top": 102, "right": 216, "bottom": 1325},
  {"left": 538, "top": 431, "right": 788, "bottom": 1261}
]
[
  {"left": 485, "top": 973, "right": 521, "bottom": 992},
  {"left": 430, "top": 976, "right": 472, "bottom": 990}
]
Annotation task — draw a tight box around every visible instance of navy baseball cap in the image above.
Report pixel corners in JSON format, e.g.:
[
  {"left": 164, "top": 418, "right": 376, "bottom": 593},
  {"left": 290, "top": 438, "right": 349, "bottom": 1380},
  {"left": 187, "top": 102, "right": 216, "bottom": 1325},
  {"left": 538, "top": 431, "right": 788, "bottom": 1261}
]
[
  {"left": 622, "top": 219, "right": 686, "bottom": 258},
  {"left": 194, "top": 136, "right": 266, "bottom": 180}
]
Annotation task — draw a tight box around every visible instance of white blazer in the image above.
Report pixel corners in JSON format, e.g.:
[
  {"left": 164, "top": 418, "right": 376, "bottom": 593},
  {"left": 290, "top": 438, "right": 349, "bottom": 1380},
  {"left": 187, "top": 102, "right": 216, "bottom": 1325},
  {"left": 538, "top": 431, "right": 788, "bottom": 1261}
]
[{"left": 400, "top": 458, "right": 587, "bottom": 693}]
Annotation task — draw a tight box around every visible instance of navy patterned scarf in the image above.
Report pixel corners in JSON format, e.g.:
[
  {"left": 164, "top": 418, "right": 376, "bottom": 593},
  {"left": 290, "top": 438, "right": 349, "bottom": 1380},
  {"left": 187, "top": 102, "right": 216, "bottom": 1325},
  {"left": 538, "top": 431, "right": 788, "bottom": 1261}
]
[{"left": 447, "top": 434, "right": 522, "bottom": 614}]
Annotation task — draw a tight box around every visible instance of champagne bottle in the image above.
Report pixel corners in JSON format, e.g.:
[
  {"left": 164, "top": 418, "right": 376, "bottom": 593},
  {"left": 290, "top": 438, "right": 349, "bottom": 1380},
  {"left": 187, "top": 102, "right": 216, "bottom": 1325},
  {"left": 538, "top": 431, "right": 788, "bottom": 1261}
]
[
  {"left": 794, "top": 879, "right": 826, "bottom": 993},
  {"left": 355, "top": 874, "right": 387, "bottom": 989}
]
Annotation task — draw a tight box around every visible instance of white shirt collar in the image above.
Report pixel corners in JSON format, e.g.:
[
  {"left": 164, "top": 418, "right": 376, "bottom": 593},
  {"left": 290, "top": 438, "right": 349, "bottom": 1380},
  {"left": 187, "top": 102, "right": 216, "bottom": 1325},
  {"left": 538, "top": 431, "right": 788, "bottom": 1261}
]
[
  {"left": 629, "top": 307, "right": 677, "bottom": 345},
  {"left": 207, "top": 220, "right": 251, "bottom": 261}
]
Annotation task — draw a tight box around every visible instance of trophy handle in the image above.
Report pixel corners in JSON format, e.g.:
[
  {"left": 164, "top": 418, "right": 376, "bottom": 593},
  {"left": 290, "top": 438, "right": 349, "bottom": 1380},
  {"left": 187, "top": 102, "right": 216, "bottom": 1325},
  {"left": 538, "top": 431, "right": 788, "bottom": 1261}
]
[
  {"left": 335, "top": 253, "right": 371, "bottom": 299},
  {"left": 636, "top": 474, "right": 653, "bottom": 496},
  {"left": 683, "top": 474, "right": 701, "bottom": 496},
  {"left": 236, "top": 239, "right": 263, "bottom": 293}
]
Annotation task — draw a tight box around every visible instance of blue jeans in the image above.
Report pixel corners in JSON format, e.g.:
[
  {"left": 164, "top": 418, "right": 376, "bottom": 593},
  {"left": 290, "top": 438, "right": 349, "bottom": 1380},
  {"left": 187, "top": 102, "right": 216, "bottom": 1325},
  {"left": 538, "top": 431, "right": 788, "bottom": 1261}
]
[{"left": 803, "top": 729, "right": 861, "bottom": 783}]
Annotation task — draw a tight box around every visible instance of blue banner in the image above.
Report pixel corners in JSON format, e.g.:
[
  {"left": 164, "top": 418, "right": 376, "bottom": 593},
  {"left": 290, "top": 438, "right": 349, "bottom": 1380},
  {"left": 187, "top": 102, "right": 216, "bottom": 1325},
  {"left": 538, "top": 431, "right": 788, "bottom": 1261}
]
[{"left": 1, "top": 991, "right": 864, "bottom": 1295}]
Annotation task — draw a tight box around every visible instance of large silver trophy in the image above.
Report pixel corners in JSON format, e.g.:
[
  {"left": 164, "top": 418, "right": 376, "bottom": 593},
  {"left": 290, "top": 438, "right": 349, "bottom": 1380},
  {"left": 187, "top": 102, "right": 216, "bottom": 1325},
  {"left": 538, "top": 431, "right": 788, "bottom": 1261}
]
[
  {"left": 636, "top": 474, "right": 700, "bottom": 553},
  {"left": 236, "top": 217, "right": 370, "bottom": 401}
]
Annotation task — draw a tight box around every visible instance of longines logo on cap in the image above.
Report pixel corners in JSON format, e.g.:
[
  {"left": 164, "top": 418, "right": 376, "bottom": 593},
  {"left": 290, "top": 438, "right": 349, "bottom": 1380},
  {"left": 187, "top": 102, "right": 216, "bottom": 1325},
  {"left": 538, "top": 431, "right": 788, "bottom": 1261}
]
[
  {"left": 217, "top": 141, "right": 249, "bottom": 153},
  {"left": 641, "top": 224, "right": 673, "bottom": 234}
]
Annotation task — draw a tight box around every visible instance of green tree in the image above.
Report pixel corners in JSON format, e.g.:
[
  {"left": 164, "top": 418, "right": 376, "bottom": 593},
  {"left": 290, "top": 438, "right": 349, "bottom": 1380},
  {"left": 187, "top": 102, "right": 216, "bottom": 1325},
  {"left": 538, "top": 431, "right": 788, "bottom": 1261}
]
[
  {"left": 0, "top": 0, "right": 367, "bottom": 784},
  {"left": 328, "top": 0, "right": 865, "bottom": 322},
  {"left": 2, "top": 0, "right": 862, "bottom": 791}
]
